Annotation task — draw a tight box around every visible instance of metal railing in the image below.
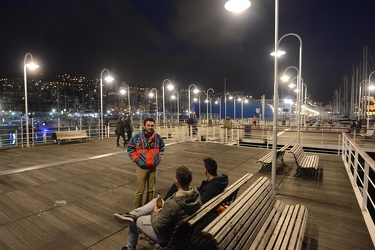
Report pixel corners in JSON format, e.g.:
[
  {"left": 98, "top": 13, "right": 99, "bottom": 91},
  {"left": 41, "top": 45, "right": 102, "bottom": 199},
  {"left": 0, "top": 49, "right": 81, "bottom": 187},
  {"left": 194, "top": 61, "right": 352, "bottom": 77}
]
[{"left": 341, "top": 133, "right": 375, "bottom": 245}]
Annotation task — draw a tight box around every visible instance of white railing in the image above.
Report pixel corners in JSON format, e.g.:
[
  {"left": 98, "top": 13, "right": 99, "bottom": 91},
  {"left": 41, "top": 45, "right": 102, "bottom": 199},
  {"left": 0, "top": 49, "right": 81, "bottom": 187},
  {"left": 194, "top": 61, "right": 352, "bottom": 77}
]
[{"left": 341, "top": 133, "right": 375, "bottom": 245}]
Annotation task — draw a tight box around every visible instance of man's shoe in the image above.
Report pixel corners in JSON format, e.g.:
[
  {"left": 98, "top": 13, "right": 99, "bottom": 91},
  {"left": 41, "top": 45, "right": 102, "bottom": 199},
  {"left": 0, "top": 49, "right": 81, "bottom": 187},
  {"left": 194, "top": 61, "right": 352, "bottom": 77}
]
[
  {"left": 122, "top": 246, "right": 128, "bottom": 250},
  {"left": 114, "top": 212, "right": 137, "bottom": 224}
]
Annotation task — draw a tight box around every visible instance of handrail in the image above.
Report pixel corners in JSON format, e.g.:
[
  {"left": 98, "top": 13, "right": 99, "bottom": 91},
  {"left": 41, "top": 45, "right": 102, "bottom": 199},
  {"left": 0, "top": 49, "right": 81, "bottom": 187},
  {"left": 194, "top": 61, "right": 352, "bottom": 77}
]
[{"left": 341, "top": 133, "right": 375, "bottom": 245}]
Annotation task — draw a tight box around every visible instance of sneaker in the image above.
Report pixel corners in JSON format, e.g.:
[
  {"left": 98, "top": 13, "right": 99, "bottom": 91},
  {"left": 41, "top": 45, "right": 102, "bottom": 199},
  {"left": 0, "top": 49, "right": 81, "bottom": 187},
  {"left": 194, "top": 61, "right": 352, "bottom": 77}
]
[
  {"left": 114, "top": 212, "right": 137, "bottom": 224},
  {"left": 122, "top": 247, "right": 128, "bottom": 250}
]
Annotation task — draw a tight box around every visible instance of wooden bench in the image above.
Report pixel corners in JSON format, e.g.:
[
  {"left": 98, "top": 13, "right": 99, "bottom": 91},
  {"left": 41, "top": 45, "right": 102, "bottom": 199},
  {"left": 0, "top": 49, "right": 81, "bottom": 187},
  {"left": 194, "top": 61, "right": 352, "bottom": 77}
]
[
  {"left": 256, "top": 144, "right": 290, "bottom": 168},
  {"left": 199, "top": 177, "right": 308, "bottom": 250},
  {"left": 359, "top": 129, "right": 375, "bottom": 140},
  {"left": 51, "top": 130, "right": 89, "bottom": 144},
  {"left": 148, "top": 173, "right": 254, "bottom": 249},
  {"left": 288, "top": 144, "right": 319, "bottom": 174}
]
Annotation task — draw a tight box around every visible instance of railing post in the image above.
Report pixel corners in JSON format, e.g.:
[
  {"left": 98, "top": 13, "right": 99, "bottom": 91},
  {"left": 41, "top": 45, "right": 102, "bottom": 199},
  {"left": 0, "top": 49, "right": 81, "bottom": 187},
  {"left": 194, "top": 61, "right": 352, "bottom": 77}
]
[
  {"left": 362, "top": 163, "right": 369, "bottom": 211},
  {"left": 31, "top": 118, "right": 35, "bottom": 147}
]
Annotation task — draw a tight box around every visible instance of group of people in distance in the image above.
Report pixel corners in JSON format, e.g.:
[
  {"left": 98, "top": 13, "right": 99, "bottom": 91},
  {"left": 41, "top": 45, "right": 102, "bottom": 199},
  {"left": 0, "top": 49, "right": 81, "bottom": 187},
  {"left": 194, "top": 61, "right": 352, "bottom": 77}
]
[
  {"left": 115, "top": 115, "right": 133, "bottom": 147},
  {"left": 113, "top": 117, "right": 229, "bottom": 250}
]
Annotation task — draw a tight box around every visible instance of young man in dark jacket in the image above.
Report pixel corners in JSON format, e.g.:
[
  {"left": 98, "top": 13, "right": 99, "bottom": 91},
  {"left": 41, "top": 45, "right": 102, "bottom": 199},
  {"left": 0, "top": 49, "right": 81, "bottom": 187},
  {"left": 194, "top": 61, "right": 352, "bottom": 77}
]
[
  {"left": 114, "top": 165, "right": 201, "bottom": 250},
  {"left": 164, "top": 157, "right": 228, "bottom": 204}
]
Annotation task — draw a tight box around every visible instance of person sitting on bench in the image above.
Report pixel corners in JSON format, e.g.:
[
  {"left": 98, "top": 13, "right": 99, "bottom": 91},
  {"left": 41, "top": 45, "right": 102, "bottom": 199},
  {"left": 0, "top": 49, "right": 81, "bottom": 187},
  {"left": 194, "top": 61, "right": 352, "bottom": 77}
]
[
  {"left": 114, "top": 165, "right": 202, "bottom": 250},
  {"left": 164, "top": 157, "right": 229, "bottom": 204}
]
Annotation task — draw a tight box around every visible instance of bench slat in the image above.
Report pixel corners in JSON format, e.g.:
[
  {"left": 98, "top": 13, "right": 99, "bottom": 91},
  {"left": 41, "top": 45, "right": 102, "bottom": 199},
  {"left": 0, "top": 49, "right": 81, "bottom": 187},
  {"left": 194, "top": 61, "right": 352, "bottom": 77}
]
[{"left": 199, "top": 177, "right": 308, "bottom": 250}]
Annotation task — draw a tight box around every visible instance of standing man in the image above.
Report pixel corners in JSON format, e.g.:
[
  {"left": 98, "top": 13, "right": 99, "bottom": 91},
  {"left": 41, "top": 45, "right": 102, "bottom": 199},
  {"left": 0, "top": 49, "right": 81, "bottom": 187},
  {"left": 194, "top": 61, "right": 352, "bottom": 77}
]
[
  {"left": 187, "top": 115, "right": 196, "bottom": 135},
  {"left": 124, "top": 115, "right": 133, "bottom": 144},
  {"left": 127, "top": 117, "right": 165, "bottom": 209},
  {"left": 223, "top": 116, "right": 233, "bottom": 129},
  {"left": 116, "top": 116, "right": 126, "bottom": 147}
]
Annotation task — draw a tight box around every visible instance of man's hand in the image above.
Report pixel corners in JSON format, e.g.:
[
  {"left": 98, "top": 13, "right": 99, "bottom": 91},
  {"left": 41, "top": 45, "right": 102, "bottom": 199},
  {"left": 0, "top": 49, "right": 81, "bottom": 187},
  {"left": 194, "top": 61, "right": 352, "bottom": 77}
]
[{"left": 154, "top": 206, "right": 162, "bottom": 213}]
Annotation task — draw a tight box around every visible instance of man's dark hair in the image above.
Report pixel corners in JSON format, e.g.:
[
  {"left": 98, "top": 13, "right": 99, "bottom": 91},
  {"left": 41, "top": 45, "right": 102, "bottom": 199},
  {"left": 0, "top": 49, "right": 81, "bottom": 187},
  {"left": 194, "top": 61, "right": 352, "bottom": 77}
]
[
  {"left": 143, "top": 117, "right": 155, "bottom": 126},
  {"left": 203, "top": 157, "right": 218, "bottom": 176},
  {"left": 175, "top": 165, "right": 193, "bottom": 188}
]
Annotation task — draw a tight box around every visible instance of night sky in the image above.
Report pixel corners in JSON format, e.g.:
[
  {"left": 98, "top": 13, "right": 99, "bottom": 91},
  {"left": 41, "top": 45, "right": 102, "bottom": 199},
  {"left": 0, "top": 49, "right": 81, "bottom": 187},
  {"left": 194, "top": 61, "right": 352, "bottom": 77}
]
[{"left": 1, "top": 0, "right": 375, "bottom": 104}]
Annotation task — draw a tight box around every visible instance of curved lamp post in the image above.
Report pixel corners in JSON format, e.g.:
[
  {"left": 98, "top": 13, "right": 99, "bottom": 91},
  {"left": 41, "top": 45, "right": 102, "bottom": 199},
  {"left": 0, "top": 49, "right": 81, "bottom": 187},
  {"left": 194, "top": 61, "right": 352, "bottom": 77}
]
[
  {"left": 24, "top": 53, "right": 39, "bottom": 147},
  {"left": 193, "top": 95, "right": 201, "bottom": 118},
  {"left": 225, "top": 0, "right": 279, "bottom": 190},
  {"left": 358, "top": 80, "right": 371, "bottom": 120},
  {"left": 215, "top": 98, "right": 222, "bottom": 120},
  {"left": 171, "top": 91, "right": 180, "bottom": 122},
  {"left": 206, "top": 88, "right": 214, "bottom": 123},
  {"left": 149, "top": 88, "right": 158, "bottom": 123},
  {"left": 241, "top": 98, "right": 248, "bottom": 120},
  {"left": 188, "top": 84, "right": 199, "bottom": 116},
  {"left": 367, "top": 71, "right": 375, "bottom": 129},
  {"left": 278, "top": 33, "right": 303, "bottom": 143},
  {"left": 162, "top": 79, "right": 174, "bottom": 125},
  {"left": 100, "top": 69, "right": 114, "bottom": 140},
  {"left": 120, "top": 83, "right": 131, "bottom": 115}
]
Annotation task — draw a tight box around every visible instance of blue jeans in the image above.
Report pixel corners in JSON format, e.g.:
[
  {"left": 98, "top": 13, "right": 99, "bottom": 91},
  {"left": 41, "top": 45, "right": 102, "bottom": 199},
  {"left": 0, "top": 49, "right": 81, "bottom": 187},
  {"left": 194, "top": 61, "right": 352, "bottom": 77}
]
[{"left": 127, "top": 198, "right": 168, "bottom": 250}]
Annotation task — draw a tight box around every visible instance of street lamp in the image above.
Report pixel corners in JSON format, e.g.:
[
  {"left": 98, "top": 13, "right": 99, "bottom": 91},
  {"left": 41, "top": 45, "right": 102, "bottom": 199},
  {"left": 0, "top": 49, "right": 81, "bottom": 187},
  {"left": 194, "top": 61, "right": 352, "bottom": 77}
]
[
  {"left": 367, "top": 71, "right": 375, "bottom": 129},
  {"left": 120, "top": 83, "right": 131, "bottom": 115},
  {"left": 206, "top": 88, "right": 214, "bottom": 123},
  {"left": 241, "top": 98, "right": 248, "bottom": 120},
  {"left": 225, "top": 0, "right": 279, "bottom": 190},
  {"left": 24, "top": 53, "right": 39, "bottom": 147},
  {"left": 193, "top": 96, "right": 201, "bottom": 118},
  {"left": 149, "top": 88, "right": 158, "bottom": 123},
  {"left": 215, "top": 98, "right": 222, "bottom": 120},
  {"left": 188, "top": 84, "right": 199, "bottom": 116},
  {"left": 100, "top": 69, "right": 114, "bottom": 140},
  {"left": 278, "top": 33, "right": 303, "bottom": 143},
  {"left": 358, "top": 80, "right": 371, "bottom": 120},
  {"left": 171, "top": 91, "right": 180, "bottom": 122},
  {"left": 162, "top": 79, "right": 174, "bottom": 125}
]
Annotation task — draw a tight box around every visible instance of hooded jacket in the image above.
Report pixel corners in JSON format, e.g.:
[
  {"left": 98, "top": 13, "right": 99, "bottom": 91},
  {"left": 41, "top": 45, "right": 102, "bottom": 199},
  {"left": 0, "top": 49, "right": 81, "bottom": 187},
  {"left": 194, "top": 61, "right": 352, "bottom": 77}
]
[
  {"left": 151, "top": 186, "right": 201, "bottom": 239},
  {"left": 198, "top": 173, "right": 229, "bottom": 204}
]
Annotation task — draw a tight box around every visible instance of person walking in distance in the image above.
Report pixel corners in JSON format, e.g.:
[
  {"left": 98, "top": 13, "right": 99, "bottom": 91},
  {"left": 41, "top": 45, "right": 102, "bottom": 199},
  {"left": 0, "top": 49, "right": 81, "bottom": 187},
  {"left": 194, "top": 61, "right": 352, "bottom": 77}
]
[
  {"left": 124, "top": 115, "right": 133, "bottom": 144},
  {"left": 253, "top": 115, "right": 259, "bottom": 126},
  {"left": 116, "top": 116, "right": 126, "bottom": 147},
  {"left": 127, "top": 117, "right": 165, "bottom": 209}
]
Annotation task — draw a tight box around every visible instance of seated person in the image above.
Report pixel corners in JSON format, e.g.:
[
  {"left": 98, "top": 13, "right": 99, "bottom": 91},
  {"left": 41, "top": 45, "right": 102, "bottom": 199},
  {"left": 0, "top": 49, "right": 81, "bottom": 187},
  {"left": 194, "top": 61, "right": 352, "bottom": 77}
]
[
  {"left": 114, "top": 165, "right": 202, "bottom": 250},
  {"left": 355, "top": 120, "right": 362, "bottom": 133},
  {"left": 164, "top": 157, "right": 229, "bottom": 204}
]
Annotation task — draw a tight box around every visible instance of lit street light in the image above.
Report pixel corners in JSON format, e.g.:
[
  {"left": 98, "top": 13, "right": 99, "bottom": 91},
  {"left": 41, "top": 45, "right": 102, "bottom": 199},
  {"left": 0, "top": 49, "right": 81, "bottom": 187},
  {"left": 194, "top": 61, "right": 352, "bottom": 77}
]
[
  {"left": 100, "top": 69, "right": 114, "bottom": 140},
  {"left": 24, "top": 53, "right": 39, "bottom": 147},
  {"left": 171, "top": 91, "right": 180, "bottom": 122},
  {"left": 215, "top": 98, "right": 222, "bottom": 120},
  {"left": 149, "top": 88, "right": 158, "bottom": 123},
  {"left": 225, "top": 0, "right": 279, "bottom": 190},
  {"left": 162, "top": 79, "right": 174, "bottom": 125},
  {"left": 367, "top": 70, "right": 375, "bottom": 129},
  {"left": 206, "top": 88, "right": 214, "bottom": 123},
  {"left": 120, "top": 83, "right": 131, "bottom": 116},
  {"left": 188, "top": 84, "right": 199, "bottom": 117}
]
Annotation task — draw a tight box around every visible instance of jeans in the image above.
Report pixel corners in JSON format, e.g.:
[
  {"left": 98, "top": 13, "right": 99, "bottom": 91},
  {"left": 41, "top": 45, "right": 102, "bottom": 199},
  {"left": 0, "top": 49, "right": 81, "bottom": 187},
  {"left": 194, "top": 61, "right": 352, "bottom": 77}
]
[
  {"left": 127, "top": 198, "right": 168, "bottom": 250},
  {"left": 117, "top": 134, "right": 126, "bottom": 145},
  {"left": 133, "top": 167, "right": 156, "bottom": 209}
]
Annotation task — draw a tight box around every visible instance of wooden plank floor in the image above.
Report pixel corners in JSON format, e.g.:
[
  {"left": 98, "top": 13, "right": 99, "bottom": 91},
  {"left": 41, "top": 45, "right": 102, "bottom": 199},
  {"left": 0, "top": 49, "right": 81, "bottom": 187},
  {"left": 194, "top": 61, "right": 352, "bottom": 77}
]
[{"left": 0, "top": 139, "right": 373, "bottom": 249}]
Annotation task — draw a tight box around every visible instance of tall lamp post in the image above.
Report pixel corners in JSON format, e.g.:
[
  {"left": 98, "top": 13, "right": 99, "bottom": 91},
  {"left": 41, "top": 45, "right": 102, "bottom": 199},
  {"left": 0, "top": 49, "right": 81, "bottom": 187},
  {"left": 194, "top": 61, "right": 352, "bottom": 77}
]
[
  {"left": 100, "top": 69, "right": 114, "bottom": 140},
  {"left": 162, "top": 79, "right": 174, "bottom": 125},
  {"left": 24, "top": 53, "right": 39, "bottom": 148},
  {"left": 149, "top": 88, "right": 158, "bottom": 123},
  {"left": 188, "top": 84, "right": 199, "bottom": 116},
  {"left": 278, "top": 33, "right": 303, "bottom": 143},
  {"left": 241, "top": 98, "right": 248, "bottom": 120},
  {"left": 215, "top": 98, "right": 222, "bottom": 121},
  {"left": 120, "top": 83, "right": 131, "bottom": 115},
  {"left": 358, "top": 80, "right": 370, "bottom": 120},
  {"left": 225, "top": 0, "right": 279, "bottom": 190},
  {"left": 367, "top": 71, "right": 375, "bottom": 129},
  {"left": 193, "top": 96, "right": 201, "bottom": 118},
  {"left": 206, "top": 88, "right": 214, "bottom": 123},
  {"left": 171, "top": 91, "right": 180, "bottom": 122}
]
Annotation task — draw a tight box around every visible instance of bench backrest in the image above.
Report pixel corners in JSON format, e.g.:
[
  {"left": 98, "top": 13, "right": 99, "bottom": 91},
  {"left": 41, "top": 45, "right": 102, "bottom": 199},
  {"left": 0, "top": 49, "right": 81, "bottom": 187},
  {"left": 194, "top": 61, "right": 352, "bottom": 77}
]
[
  {"left": 52, "top": 130, "right": 88, "bottom": 139},
  {"left": 201, "top": 177, "right": 275, "bottom": 249},
  {"left": 168, "top": 173, "right": 254, "bottom": 248},
  {"left": 289, "top": 144, "right": 305, "bottom": 163}
]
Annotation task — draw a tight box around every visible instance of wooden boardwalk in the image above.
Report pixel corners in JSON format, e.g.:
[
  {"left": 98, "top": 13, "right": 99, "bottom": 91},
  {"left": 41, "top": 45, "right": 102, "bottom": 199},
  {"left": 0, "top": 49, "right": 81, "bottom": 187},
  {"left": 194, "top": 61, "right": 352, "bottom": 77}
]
[{"left": 0, "top": 139, "right": 373, "bottom": 249}]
